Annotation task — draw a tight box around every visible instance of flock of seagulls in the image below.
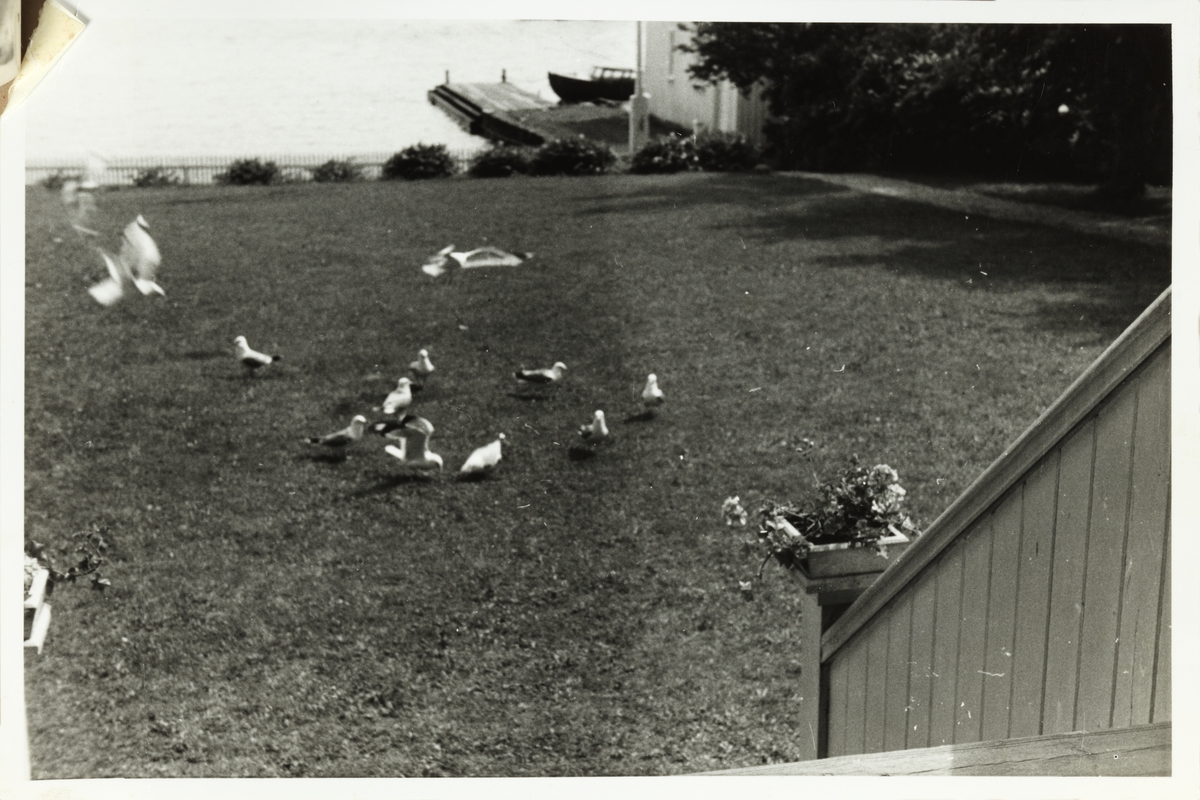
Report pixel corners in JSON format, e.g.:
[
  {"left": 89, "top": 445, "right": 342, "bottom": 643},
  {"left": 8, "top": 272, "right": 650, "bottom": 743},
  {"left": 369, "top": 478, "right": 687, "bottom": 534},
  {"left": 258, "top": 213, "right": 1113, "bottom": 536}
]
[{"left": 67, "top": 189, "right": 664, "bottom": 483}]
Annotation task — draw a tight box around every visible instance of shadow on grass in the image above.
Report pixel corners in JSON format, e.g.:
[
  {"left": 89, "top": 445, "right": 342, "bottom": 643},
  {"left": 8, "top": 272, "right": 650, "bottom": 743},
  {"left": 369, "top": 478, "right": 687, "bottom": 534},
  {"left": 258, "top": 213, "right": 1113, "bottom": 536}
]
[
  {"left": 622, "top": 410, "right": 657, "bottom": 424},
  {"left": 352, "top": 473, "right": 438, "bottom": 496},
  {"left": 299, "top": 450, "right": 352, "bottom": 465}
]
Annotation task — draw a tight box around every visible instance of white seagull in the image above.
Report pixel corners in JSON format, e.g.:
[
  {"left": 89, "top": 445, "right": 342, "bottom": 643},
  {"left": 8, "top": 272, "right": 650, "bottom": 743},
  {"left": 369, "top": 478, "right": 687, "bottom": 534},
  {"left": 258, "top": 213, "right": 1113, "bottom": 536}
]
[
  {"left": 371, "top": 413, "right": 433, "bottom": 443},
  {"left": 87, "top": 252, "right": 130, "bottom": 307},
  {"left": 383, "top": 422, "right": 443, "bottom": 471},
  {"left": 421, "top": 244, "right": 532, "bottom": 277},
  {"left": 642, "top": 373, "right": 665, "bottom": 407},
  {"left": 579, "top": 410, "right": 610, "bottom": 441},
  {"left": 307, "top": 415, "right": 367, "bottom": 448},
  {"left": 408, "top": 349, "right": 435, "bottom": 384},
  {"left": 234, "top": 336, "right": 281, "bottom": 370},
  {"left": 459, "top": 433, "right": 505, "bottom": 477},
  {"left": 381, "top": 377, "right": 414, "bottom": 415},
  {"left": 120, "top": 215, "right": 164, "bottom": 296},
  {"left": 515, "top": 361, "right": 567, "bottom": 385}
]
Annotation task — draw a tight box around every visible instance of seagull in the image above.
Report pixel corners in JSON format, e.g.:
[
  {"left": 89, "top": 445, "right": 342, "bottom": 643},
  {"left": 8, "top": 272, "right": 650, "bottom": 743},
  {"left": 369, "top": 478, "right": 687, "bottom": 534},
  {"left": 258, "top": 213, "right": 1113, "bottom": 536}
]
[
  {"left": 87, "top": 252, "right": 130, "bottom": 307},
  {"left": 234, "top": 336, "right": 281, "bottom": 370},
  {"left": 120, "top": 215, "right": 164, "bottom": 296},
  {"left": 371, "top": 413, "right": 433, "bottom": 443},
  {"left": 408, "top": 348, "right": 435, "bottom": 385},
  {"left": 421, "top": 244, "right": 532, "bottom": 277},
  {"left": 383, "top": 422, "right": 443, "bottom": 471},
  {"left": 642, "top": 373, "right": 665, "bottom": 407},
  {"left": 459, "top": 433, "right": 505, "bottom": 477},
  {"left": 515, "top": 362, "right": 567, "bottom": 385},
  {"left": 579, "top": 410, "right": 610, "bottom": 441},
  {"left": 307, "top": 415, "right": 367, "bottom": 448},
  {"left": 381, "top": 377, "right": 414, "bottom": 415}
]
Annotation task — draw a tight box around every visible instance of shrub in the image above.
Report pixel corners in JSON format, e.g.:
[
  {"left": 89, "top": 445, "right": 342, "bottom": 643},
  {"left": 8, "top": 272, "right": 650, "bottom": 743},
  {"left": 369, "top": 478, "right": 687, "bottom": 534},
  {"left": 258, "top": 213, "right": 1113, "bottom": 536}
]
[
  {"left": 132, "top": 167, "right": 181, "bottom": 188},
  {"left": 630, "top": 135, "right": 697, "bottom": 174},
  {"left": 311, "top": 159, "right": 363, "bottom": 183},
  {"left": 468, "top": 145, "right": 533, "bottom": 178},
  {"left": 381, "top": 144, "right": 457, "bottom": 180},
  {"left": 528, "top": 137, "right": 616, "bottom": 177},
  {"left": 42, "top": 171, "right": 81, "bottom": 191},
  {"left": 693, "top": 131, "right": 761, "bottom": 172},
  {"left": 215, "top": 158, "right": 280, "bottom": 186}
]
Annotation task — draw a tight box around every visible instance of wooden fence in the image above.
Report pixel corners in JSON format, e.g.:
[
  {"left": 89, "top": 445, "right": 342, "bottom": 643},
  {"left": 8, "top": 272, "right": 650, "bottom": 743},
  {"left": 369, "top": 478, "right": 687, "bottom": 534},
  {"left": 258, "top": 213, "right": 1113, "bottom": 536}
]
[
  {"left": 819, "top": 288, "right": 1171, "bottom": 760},
  {"left": 25, "top": 150, "right": 485, "bottom": 186}
]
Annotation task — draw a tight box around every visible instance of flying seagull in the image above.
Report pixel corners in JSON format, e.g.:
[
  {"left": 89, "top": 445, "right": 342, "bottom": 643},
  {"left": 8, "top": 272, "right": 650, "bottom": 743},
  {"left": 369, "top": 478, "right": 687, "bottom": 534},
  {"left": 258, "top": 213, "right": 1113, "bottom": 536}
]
[
  {"left": 234, "top": 336, "right": 281, "bottom": 370},
  {"left": 459, "top": 433, "right": 505, "bottom": 477},
  {"left": 408, "top": 348, "right": 435, "bottom": 385},
  {"left": 371, "top": 414, "right": 433, "bottom": 443},
  {"left": 515, "top": 361, "right": 567, "bottom": 385},
  {"left": 383, "top": 421, "right": 443, "bottom": 471},
  {"left": 579, "top": 410, "right": 610, "bottom": 442},
  {"left": 642, "top": 374, "right": 664, "bottom": 407},
  {"left": 87, "top": 252, "right": 130, "bottom": 307},
  {"left": 421, "top": 244, "right": 532, "bottom": 277},
  {"left": 120, "top": 215, "right": 164, "bottom": 297},
  {"left": 307, "top": 415, "right": 367, "bottom": 448},
  {"left": 381, "top": 377, "right": 414, "bottom": 415}
]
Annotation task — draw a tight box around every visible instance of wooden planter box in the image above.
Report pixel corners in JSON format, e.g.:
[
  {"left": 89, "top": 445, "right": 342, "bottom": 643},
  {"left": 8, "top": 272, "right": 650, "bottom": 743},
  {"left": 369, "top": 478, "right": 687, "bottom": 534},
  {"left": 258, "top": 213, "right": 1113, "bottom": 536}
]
[{"left": 798, "top": 535, "right": 911, "bottom": 579}]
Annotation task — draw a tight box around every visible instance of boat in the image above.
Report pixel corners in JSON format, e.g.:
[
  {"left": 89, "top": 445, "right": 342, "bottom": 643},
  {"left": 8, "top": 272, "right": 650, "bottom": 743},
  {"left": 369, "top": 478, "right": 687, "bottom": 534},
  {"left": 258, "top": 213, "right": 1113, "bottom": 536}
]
[{"left": 548, "top": 67, "right": 636, "bottom": 104}]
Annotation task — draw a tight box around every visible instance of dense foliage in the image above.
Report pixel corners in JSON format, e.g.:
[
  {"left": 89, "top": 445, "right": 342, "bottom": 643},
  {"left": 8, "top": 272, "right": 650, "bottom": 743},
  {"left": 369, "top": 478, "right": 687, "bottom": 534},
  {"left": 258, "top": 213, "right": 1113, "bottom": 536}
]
[
  {"left": 630, "top": 135, "right": 696, "bottom": 174},
  {"left": 132, "top": 167, "right": 181, "bottom": 188},
  {"left": 382, "top": 143, "right": 458, "bottom": 180},
  {"left": 467, "top": 145, "right": 533, "bottom": 178},
  {"left": 683, "top": 23, "right": 1171, "bottom": 193},
  {"left": 528, "top": 137, "right": 617, "bottom": 176},
  {"left": 215, "top": 158, "right": 281, "bottom": 186},
  {"left": 311, "top": 159, "right": 364, "bottom": 183},
  {"left": 25, "top": 526, "right": 112, "bottom": 593},
  {"left": 693, "top": 131, "right": 761, "bottom": 172}
]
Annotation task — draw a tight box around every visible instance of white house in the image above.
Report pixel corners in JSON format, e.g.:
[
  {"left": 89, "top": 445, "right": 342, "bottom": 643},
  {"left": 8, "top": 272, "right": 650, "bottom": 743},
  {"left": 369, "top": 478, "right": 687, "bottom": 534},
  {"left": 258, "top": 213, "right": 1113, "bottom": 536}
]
[{"left": 641, "top": 22, "right": 769, "bottom": 146}]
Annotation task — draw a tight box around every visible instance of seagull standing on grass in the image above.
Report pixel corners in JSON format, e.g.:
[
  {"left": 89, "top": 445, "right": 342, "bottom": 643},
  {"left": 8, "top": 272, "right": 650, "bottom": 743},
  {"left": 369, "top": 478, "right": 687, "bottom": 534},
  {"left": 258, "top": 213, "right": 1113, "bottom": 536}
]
[
  {"left": 381, "top": 377, "right": 415, "bottom": 415},
  {"left": 307, "top": 415, "right": 367, "bottom": 448},
  {"left": 515, "top": 362, "right": 567, "bottom": 386},
  {"left": 459, "top": 433, "right": 505, "bottom": 477},
  {"left": 579, "top": 410, "right": 610, "bottom": 442},
  {"left": 234, "top": 336, "right": 281, "bottom": 371},
  {"left": 408, "top": 349, "right": 435, "bottom": 385},
  {"left": 642, "top": 374, "right": 664, "bottom": 408}
]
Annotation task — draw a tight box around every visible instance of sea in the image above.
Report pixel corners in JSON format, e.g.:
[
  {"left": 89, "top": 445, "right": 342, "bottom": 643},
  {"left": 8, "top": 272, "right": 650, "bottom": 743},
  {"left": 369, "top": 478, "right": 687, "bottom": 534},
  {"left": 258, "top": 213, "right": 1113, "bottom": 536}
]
[{"left": 24, "top": 18, "right": 637, "bottom": 163}]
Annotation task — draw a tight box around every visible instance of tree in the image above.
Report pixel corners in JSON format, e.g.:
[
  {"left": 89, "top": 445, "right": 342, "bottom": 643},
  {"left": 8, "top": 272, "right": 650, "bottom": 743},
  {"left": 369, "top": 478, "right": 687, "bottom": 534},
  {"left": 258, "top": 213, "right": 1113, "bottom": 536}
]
[{"left": 682, "top": 22, "right": 1171, "bottom": 195}]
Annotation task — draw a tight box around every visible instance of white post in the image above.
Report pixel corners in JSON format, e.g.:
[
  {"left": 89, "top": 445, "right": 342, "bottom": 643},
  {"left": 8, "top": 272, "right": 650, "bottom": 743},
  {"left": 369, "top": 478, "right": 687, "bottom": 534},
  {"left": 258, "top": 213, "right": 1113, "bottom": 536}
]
[{"left": 629, "top": 21, "right": 650, "bottom": 154}]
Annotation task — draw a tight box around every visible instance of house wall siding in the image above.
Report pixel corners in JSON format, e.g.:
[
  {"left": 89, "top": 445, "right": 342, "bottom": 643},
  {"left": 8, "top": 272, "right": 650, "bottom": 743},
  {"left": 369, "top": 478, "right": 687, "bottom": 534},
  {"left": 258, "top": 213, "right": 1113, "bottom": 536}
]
[{"left": 826, "top": 342, "right": 1170, "bottom": 757}]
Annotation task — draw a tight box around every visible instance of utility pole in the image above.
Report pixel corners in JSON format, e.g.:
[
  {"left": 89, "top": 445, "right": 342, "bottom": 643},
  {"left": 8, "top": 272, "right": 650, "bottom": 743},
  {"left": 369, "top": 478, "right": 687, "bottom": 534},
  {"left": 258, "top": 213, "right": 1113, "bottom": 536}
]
[{"left": 629, "top": 21, "right": 650, "bottom": 154}]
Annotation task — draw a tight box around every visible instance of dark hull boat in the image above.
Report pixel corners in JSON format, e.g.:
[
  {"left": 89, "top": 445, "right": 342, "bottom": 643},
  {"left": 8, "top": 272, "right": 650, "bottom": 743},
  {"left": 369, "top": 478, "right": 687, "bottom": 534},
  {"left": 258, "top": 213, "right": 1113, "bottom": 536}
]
[{"left": 548, "top": 67, "right": 635, "bottom": 104}]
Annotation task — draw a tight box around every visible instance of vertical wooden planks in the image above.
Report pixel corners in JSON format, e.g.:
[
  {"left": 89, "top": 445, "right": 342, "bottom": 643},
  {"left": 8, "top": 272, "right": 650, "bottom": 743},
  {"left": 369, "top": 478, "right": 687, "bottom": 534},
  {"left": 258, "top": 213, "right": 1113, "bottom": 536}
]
[
  {"left": 798, "top": 590, "right": 824, "bottom": 761},
  {"left": 1042, "top": 419, "right": 1096, "bottom": 734},
  {"left": 884, "top": 595, "right": 914, "bottom": 752},
  {"left": 954, "top": 519, "right": 993, "bottom": 743},
  {"left": 843, "top": 637, "right": 869, "bottom": 755},
  {"left": 1076, "top": 385, "right": 1138, "bottom": 731},
  {"left": 981, "top": 489, "right": 1023, "bottom": 741},
  {"left": 1152, "top": 519, "right": 1170, "bottom": 724},
  {"left": 1113, "top": 349, "right": 1170, "bottom": 728},
  {"left": 863, "top": 613, "right": 890, "bottom": 753},
  {"left": 929, "top": 542, "right": 964, "bottom": 746},
  {"left": 1009, "top": 452, "right": 1059, "bottom": 737},
  {"left": 906, "top": 575, "right": 937, "bottom": 749},
  {"left": 827, "top": 655, "right": 849, "bottom": 757}
]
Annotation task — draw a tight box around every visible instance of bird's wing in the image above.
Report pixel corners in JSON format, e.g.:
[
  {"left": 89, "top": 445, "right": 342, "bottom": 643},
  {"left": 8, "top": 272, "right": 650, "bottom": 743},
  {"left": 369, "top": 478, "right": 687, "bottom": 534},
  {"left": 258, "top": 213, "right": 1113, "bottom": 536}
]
[{"left": 88, "top": 278, "right": 124, "bottom": 306}]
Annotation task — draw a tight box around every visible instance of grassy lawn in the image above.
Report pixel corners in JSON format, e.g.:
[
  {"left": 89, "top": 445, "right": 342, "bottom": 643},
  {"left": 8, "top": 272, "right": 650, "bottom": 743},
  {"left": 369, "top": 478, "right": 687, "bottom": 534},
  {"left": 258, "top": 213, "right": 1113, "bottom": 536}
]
[{"left": 23, "top": 172, "right": 1169, "bottom": 777}]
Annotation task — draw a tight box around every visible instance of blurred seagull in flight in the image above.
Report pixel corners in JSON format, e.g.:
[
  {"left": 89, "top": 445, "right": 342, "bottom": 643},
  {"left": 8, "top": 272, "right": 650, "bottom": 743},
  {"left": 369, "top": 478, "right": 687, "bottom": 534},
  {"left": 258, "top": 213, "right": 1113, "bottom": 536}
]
[
  {"left": 234, "top": 335, "right": 281, "bottom": 371},
  {"left": 459, "top": 433, "right": 505, "bottom": 477},
  {"left": 86, "top": 215, "right": 164, "bottom": 305},
  {"left": 307, "top": 415, "right": 367, "bottom": 448},
  {"left": 515, "top": 361, "right": 567, "bottom": 386},
  {"left": 87, "top": 251, "right": 131, "bottom": 306},
  {"left": 421, "top": 244, "right": 532, "bottom": 277},
  {"left": 60, "top": 180, "right": 100, "bottom": 236},
  {"left": 383, "top": 419, "right": 443, "bottom": 471},
  {"left": 408, "top": 348, "right": 435, "bottom": 385},
  {"left": 371, "top": 413, "right": 433, "bottom": 444},
  {"left": 381, "top": 377, "right": 415, "bottom": 415},
  {"left": 579, "top": 410, "right": 610, "bottom": 442}
]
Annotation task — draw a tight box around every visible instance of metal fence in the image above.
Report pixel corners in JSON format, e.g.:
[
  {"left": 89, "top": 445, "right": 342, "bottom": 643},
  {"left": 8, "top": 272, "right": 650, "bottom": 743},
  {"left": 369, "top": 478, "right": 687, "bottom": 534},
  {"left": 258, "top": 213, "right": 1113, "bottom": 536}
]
[{"left": 26, "top": 150, "right": 486, "bottom": 186}]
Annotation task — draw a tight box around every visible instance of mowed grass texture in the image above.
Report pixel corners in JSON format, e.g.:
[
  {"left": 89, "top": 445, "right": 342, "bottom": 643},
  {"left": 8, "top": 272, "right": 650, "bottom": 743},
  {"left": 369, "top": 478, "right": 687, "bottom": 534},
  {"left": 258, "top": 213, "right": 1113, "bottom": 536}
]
[{"left": 24, "top": 174, "right": 1169, "bottom": 777}]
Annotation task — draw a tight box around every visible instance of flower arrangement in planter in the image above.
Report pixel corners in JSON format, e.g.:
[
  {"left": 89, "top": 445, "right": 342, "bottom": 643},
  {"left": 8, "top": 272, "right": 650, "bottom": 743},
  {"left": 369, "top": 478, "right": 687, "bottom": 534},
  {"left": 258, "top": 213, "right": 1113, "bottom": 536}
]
[{"left": 725, "top": 458, "right": 920, "bottom": 580}]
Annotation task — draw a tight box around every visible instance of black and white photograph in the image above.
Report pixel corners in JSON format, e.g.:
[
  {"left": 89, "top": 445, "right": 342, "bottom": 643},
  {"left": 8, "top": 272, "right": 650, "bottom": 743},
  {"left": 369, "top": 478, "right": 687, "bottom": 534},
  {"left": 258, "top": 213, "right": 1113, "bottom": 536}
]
[
  {"left": 0, "top": 0, "right": 19, "bottom": 84},
  {"left": 7, "top": 0, "right": 1195, "bottom": 793}
]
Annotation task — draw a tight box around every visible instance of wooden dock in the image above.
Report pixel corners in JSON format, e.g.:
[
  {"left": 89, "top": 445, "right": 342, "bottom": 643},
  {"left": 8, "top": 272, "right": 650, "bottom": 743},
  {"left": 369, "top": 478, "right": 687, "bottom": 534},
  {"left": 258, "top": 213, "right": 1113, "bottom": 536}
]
[{"left": 428, "top": 82, "right": 557, "bottom": 147}]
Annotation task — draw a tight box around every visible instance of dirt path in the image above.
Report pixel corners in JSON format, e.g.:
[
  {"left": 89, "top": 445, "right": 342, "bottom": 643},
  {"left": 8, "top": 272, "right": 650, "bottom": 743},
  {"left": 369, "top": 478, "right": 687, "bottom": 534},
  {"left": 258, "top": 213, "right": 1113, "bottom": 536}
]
[{"left": 795, "top": 172, "right": 1170, "bottom": 249}]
